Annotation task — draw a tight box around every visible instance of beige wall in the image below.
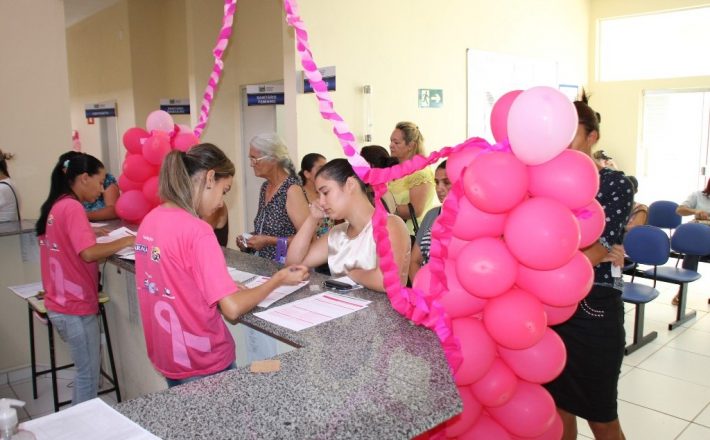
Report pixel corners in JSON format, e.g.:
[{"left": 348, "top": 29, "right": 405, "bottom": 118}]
[
  {"left": 589, "top": 0, "right": 710, "bottom": 174},
  {"left": 291, "top": 0, "right": 590, "bottom": 164},
  {"left": 0, "top": 0, "right": 72, "bottom": 219}
]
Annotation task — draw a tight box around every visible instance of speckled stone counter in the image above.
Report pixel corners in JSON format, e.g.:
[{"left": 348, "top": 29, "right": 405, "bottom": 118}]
[
  {"left": 112, "top": 249, "right": 461, "bottom": 439},
  {"left": 0, "top": 219, "right": 36, "bottom": 236}
]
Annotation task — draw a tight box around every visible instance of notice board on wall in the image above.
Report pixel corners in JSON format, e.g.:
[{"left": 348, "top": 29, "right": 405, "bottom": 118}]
[{"left": 466, "top": 49, "right": 558, "bottom": 140}]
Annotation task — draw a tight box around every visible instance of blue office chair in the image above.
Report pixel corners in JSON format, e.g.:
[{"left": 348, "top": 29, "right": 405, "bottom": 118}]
[
  {"left": 647, "top": 200, "right": 682, "bottom": 232},
  {"left": 642, "top": 222, "right": 710, "bottom": 329},
  {"left": 623, "top": 225, "right": 670, "bottom": 355}
]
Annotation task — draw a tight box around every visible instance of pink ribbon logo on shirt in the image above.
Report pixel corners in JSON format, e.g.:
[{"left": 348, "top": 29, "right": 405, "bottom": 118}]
[
  {"left": 49, "top": 256, "right": 85, "bottom": 306},
  {"left": 154, "top": 301, "right": 211, "bottom": 369}
]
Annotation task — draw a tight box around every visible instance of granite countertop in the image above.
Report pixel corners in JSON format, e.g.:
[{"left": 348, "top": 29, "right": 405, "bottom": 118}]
[
  {"left": 0, "top": 219, "right": 36, "bottom": 237},
  {"left": 112, "top": 249, "right": 461, "bottom": 439}
]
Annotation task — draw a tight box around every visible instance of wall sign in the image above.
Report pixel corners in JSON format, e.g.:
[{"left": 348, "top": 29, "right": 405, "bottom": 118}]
[
  {"left": 246, "top": 84, "right": 285, "bottom": 106},
  {"left": 160, "top": 98, "right": 191, "bottom": 115},
  {"left": 84, "top": 101, "right": 117, "bottom": 118}
]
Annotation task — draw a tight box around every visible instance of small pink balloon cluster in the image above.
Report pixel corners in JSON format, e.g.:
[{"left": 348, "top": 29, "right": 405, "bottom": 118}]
[
  {"left": 414, "top": 86, "right": 603, "bottom": 439},
  {"left": 115, "top": 111, "right": 200, "bottom": 223}
]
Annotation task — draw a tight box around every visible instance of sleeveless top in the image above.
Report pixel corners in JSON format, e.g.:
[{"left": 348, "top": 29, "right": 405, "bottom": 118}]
[
  {"left": 83, "top": 173, "right": 117, "bottom": 212},
  {"left": 327, "top": 218, "right": 379, "bottom": 277},
  {"left": 253, "top": 175, "right": 302, "bottom": 260},
  {"left": 388, "top": 167, "right": 436, "bottom": 235}
]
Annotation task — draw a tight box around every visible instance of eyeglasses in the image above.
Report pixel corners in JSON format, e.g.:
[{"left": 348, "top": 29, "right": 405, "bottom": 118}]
[{"left": 249, "top": 156, "right": 270, "bottom": 165}]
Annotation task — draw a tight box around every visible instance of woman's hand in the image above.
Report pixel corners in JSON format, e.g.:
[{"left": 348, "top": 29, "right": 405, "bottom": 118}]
[
  {"left": 602, "top": 244, "right": 625, "bottom": 267},
  {"left": 274, "top": 265, "right": 310, "bottom": 285},
  {"left": 308, "top": 202, "right": 326, "bottom": 220},
  {"left": 695, "top": 210, "right": 709, "bottom": 221},
  {"left": 236, "top": 235, "right": 249, "bottom": 251},
  {"left": 247, "top": 234, "right": 273, "bottom": 251}
]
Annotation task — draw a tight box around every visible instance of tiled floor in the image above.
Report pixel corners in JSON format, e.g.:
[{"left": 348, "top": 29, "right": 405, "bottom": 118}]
[{"left": 4, "top": 268, "right": 710, "bottom": 439}]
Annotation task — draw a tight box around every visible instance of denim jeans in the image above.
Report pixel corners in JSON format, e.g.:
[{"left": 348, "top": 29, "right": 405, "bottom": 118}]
[
  {"left": 46, "top": 311, "right": 100, "bottom": 405},
  {"left": 165, "top": 362, "right": 236, "bottom": 388}
]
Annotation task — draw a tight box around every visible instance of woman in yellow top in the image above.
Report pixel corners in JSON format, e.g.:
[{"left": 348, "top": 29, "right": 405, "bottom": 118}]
[{"left": 388, "top": 121, "right": 436, "bottom": 236}]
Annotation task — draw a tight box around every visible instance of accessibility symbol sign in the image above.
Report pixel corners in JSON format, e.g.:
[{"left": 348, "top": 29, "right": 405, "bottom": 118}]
[{"left": 418, "top": 89, "right": 443, "bottom": 108}]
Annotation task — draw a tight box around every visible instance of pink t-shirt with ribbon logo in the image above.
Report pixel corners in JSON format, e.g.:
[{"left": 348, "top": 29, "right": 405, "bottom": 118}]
[
  {"left": 135, "top": 206, "right": 238, "bottom": 380},
  {"left": 40, "top": 197, "right": 98, "bottom": 316}
]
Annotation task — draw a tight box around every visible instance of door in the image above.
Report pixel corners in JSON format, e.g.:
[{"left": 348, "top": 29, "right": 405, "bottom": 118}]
[
  {"left": 637, "top": 90, "right": 710, "bottom": 204},
  {"left": 99, "top": 116, "right": 121, "bottom": 178}
]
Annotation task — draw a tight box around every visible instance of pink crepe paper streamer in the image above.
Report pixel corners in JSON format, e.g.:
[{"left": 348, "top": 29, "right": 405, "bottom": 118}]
[{"left": 193, "top": 0, "right": 237, "bottom": 139}]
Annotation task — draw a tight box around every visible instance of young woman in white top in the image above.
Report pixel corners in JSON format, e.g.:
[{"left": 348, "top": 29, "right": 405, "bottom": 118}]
[
  {"left": 286, "top": 159, "right": 410, "bottom": 292},
  {"left": 0, "top": 149, "right": 19, "bottom": 222}
]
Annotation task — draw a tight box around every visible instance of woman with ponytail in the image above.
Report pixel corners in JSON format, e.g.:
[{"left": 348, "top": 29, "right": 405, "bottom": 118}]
[
  {"left": 134, "top": 144, "right": 308, "bottom": 387},
  {"left": 36, "top": 152, "right": 135, "bottom": 405},
  {"left": 236, "top": 133, "right": 309, "bottom": 262}
]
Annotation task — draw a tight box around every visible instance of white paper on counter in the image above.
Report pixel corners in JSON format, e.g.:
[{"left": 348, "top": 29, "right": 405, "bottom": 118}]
[
  {"left": 254, "top": 292, "right": 371, "bottom": 331},
  {"left": 244, "top": 276, "right": 308, "bottom": 308},
  {"left": 90, "top": 222, "right": 108, "bottom": 228},
  {"left": 97, "top": 227, "right": 136, "bottom": 259},
  {"left": 7, "top": 281, "right": 43, "bottom": 299},
  {"left": 227, "top": 267, "right": 257, "bottom": 283},
  {"left": 20, "top": 398, "right": 160, "bottom": 440}
]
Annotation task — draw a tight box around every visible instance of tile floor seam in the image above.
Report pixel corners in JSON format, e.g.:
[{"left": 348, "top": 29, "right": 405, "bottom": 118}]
[
  {"left": 634, "top": 364, "right": 710, "bottom": 390},
  {"left": 618, "top": 398, "right": 700, "bottom": 423}
]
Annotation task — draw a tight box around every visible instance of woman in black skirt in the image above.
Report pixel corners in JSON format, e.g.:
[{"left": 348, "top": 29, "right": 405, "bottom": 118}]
[{"left": 544, "top": 93, "right": 633, "bottom": 440}]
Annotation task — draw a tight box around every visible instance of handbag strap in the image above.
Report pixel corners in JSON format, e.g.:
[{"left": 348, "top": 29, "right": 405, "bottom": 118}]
[
  {"left": 0, "top": 181, "right": 20, "bottom": 222},
  {"left": 407, "top": 202, "right": 419, "bottom": 234}
]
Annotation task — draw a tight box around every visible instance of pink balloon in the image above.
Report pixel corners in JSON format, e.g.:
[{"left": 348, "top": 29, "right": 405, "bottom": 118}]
[
  {"left": 517, "top": 251, "right": 593, "bottom": 307},
  {"left": 118, "top": 173, "right": 142, "bottom": 192},
  {"left": 471, "top": 358, "right": 518, "bottom": 407},
  {"left": 528, "top": 149, "right": 600, "bottom": 210},
  {"left": 508, "top": 86, "right": 578, "bottom": 166},
  {"left": 452, "top": 317, "right": 497, "bottom": 386},
  {"left": 413, "top": 263, "right": 433, "bottom": 294},
  {"left": 483, "top": 288, "right": 546, "bottom": 349},
  {"left": 122, "top": 154, "right": 154, "bottom": 183},
  {"left": 115, "top": 190, "right": 151, "bottom": 224},
  {"left": 447, "top": 236, "right": 469, "bottom": 260},
  {"left": 173, "top": 132, "right": 200, "bottom": 152},
  {"left": 488, "top": 381, "right": 556, "bottom": 438},
  {"left": 504, "top": 197, "right": 580, "bottom": 270},
  {"left": 456, "top": 238, "right": 518, "bottom": 299},
  {"left": 122, "top": 127, "right": 149, "bottom": 154},
  {"left": 453, "top": 196, "right": 507, "bottom": 241},
  {"left": 176, "top": 124, "right": 193, "bottom": 134},
  {"left": 146, "top": 110, "right": 174, "bottom": 133},
  {"left": 142, "top": 176, "right": 161, "bottom": 207},
  {"left": 544, "top": 303, "right": 577, "bottom": 326},
  {"left": 447, "top": 146, "right": 484, "bottom": 185},
  {"left": 445, "top": 386, "right": 482, "bottom": 438},
  {"left": 511, "top": 413, "right": 563, "bottom": 440},
  {"left": 142, "top": 132, "right": 171, "bottom": 166},
  {"left": 463, "top": 151, "right": 528, "bottom": 214},
  {"left": 575, "top": 199, "right": 606, "bottom": 248},
  {"left": 491, "top": 90, "right": 523, "bottom": 142},
  {"left": 499, "top": 328, "right": 567, "bottom": 384},
  {"left": 459, "top": 414, "right": 511, "bottom": 440},
  {"left": 437, "top": 260, "right": 487, "bottom": 318}
]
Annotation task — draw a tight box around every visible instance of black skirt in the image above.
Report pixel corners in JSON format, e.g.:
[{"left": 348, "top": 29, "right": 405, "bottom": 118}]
[{"left": 544, "top": 284, "right": 625, "bottom": 423}]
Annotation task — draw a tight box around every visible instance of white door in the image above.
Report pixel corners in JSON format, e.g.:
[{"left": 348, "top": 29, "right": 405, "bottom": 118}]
[
  {"left": 239, "top": 87, "right": 285, "bottom": 231},
  {"left": 637, "top": 90, "right": 710, "bottom": 205},
  {"left": 99, "top": 116, "right": 121, "bottom": 178}
]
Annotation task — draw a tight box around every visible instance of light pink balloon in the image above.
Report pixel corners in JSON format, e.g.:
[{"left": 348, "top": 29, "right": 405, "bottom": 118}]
[
  {"left": 445, "top": 386, "right": 482, "bottom": 438},
  {"left": 456, "top": 238, "right": 518, "bottom": 299},
  {"left": 508, "top": 86, "right": 578, "bottom": 166},
  {"left": 511, "top": 412, "right": 563, "bottom": 440},
  {"left": 142, "top": 176, "right": 161, "bottom": 207},
  {"left": 516, "top": 251, "right": 593, "bottom": 307},
  {"left": 483, "top": 288, "right": 547, "bottom": 350},
  {"left": 412, "top": 263, "right": 433, "bottom": 293},
  {"left": 544, "top": 303, "right": 577, "bottom": 326},
  {"left": 118, "top": 173, "right": 142, "bottom": 192},
  {"left": 575, "top": 199, "right": 606, "bottom": 248},
  {"left": 488, "top": 381, "right": 556, "bottom": 438},
  {"left": 122, "top": 154, "right": 154, "bottom": 183},
  {"left": 447, "top": 237, "right": 469, "bottom": 260},
  {"left": 115, "top": 190, "right": 151, "bottom": 224},
  {"left": 122, "top": 127, "right": 149, "bottom": 154},
  {"left": 437, "top": 260, "right": 488, "bottom": 318},
  {"left": 499, "top": 328, "right": 567, "bottom": 384},
  {"left": 142, "top": 132, "right": 171, "bottom": 166},
  {"left": 447, "top": 145, "right": 484, "bottom": 185},
  {"left": 459, "top": 414, "right": 511, "bottom": 440},
  {"left": 463, "top": 151, "right": 528, "bottom": 214},
  {"left": 176, "top": 124, "right": 194, "bottom": 134},
  {"left": 504, "top": 197, "right": 580, "bottom": 270},
  {"left": 452, "top": 317, "right": 497, "bottom": 386},
  {"left": 173, "top": 132, "right": 200, "bottom": 152},
  {"left": 453, "top": 196, "right": 507, "bottom": 241},
  {"left": 491, "top": 90, "right": 523, "bottom": 142},
  {"left": 146, "top": 110, "right": 175, "bottom": 133},
  {"left": 528, "top": 149, "right": 600, "bottom": 210},
  {"left": 471, "top": 358, "right": 518, "bottom": 408}
]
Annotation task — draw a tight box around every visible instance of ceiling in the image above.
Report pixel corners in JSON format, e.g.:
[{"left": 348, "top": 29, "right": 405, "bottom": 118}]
[{"left": 63, "top": 0, "right": 121, "bottom": 28}]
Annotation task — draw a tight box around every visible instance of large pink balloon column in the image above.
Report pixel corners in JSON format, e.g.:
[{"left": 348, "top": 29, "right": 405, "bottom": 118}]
[{"left": 115, "top": 111, "right": 199, "bottom": 223}]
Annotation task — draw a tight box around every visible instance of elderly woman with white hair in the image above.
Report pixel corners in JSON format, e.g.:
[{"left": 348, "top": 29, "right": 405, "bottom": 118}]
[{"left": 236, "top": 133, "right": 309, "bottom": 262}]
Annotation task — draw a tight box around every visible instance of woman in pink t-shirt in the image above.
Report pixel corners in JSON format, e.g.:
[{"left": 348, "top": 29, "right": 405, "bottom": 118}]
[
  {"left": 36, "top": 152, "right": 135, "bottom": 405},
  {"left": 135, "top": 144, "right": 308, "bottom": 387}
]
